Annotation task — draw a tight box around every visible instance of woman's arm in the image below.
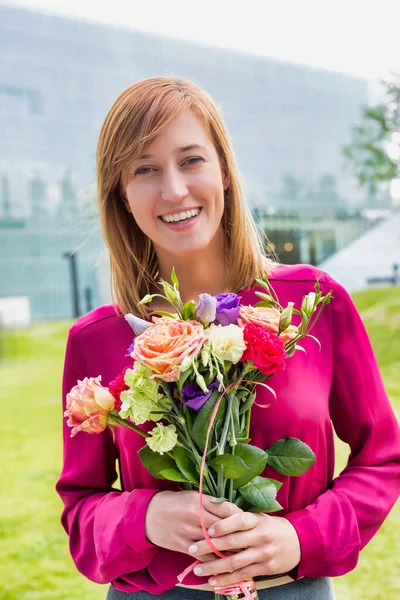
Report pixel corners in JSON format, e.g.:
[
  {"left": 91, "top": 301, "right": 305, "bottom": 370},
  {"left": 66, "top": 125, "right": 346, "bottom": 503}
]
[
  {"left": 56, "top": 328, "right": 160, "bottom": 585},
  {"left": 284, "top": 274, "right": 400, "bottom": 577},
  {"left": 188, "top": 274, "right": 400, "bottom": 585}
]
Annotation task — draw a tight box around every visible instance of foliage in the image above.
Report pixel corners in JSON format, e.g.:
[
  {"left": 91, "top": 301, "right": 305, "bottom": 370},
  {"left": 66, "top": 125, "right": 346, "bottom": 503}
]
[{"left": 342, "top": 72, "right": 400, "bottom": 194}]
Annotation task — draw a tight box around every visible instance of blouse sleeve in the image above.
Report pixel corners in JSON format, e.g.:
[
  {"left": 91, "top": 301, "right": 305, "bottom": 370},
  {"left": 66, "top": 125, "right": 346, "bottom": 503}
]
[
  {"left": 56, "top": 328, "right": 160, "bottom": 584},
  {"left": 285, "top": 274, "right": 400, "bottom": 577}
]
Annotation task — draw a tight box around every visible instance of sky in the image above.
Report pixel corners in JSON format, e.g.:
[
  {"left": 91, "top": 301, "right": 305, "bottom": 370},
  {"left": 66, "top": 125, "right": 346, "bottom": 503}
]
[{"left": 3, "top": 0, "right": 400, "bottom": 82}]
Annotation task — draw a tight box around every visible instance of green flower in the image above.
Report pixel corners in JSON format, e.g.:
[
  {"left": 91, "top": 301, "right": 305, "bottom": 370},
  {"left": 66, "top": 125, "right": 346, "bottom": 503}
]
[
  {"left": 119, "top": 362, "right": 164, "bottom": 424},
  {"left": 124, "top": 362, "right": 160, "bottom": 401},
  {"left": 146, "top": 423, "right": 178, "bottom": 454},
  {"left": 119, "top": 390, "right": 154, "bottom": 424}
]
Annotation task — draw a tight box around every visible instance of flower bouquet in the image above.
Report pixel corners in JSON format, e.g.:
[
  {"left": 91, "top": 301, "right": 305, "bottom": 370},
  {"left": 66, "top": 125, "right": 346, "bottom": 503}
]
[{"left": 65, "top": 269, "right": 332, "bottom": 600}]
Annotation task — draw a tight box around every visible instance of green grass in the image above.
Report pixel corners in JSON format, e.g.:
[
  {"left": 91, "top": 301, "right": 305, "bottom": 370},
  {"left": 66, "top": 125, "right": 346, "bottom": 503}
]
[{"left": 0, "top": 287, "right": 399, "bottom": 599}]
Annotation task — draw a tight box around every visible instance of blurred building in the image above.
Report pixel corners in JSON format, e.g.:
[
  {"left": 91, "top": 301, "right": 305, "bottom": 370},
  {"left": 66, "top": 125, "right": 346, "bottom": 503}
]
[{"left": 0, "top": 5, "right": 388, "bottom": 320}]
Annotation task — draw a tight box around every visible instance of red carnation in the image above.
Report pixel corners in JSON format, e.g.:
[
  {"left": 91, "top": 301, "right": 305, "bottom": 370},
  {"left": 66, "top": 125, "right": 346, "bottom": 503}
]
[
  {"left": 241, "top": 322, "right": 287, "bottom": 375},
  {"left": 108, "top": 366, "right": 131, "bottom": 411}
]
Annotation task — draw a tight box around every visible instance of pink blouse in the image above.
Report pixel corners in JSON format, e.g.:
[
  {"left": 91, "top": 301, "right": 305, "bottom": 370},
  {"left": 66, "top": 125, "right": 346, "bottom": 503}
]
[{"left": 56, "top": 263, "right": 400, "bottom": 593}]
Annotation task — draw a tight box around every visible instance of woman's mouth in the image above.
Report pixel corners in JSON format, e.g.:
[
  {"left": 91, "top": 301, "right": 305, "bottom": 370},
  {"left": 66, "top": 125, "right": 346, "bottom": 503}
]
[{"left": 159, "top": 207, "right": 202, "bottom": 230}]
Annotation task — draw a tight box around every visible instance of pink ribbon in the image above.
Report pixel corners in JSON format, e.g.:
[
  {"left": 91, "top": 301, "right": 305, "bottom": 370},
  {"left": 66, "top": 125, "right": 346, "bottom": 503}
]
[{"left": 178, "top": 378, "right": 275, "bottom": 598}]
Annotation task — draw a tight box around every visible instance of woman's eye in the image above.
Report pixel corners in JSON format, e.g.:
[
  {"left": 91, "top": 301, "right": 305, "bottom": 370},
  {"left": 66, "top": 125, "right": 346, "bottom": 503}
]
[
  {"left": 183, "top": 156, "right": 204, "bottom": 166},
  {"left": 134, "top": 167, "right": 155, "bottom": 176}
]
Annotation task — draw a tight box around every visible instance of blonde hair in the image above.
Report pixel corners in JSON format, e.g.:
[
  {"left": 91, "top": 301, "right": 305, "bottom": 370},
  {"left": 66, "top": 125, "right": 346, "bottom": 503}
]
[{"left": 96, "top": 76, "right": 274, "bottom": 317}]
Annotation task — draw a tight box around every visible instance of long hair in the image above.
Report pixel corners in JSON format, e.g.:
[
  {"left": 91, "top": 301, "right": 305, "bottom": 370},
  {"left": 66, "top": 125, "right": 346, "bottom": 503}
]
[{"left": 96, "top": 76, "right": 274, "bottom": 317}]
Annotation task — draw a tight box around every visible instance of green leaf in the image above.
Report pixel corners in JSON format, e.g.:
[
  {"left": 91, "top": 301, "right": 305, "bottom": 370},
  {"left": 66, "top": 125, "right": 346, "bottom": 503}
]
[
  {"left": 171, "top": 267, "right": 179, "bottom": 288},
  {"left": 192, "top": 389, "right": 227, "bottom": 451},
  {"left": 305, "top": 334, "right": 321, "bottom": 351},
  {"left": 178, "top": 365, "right": 192, "bottom": 392},
  {"left": 138, "top": 445, "right": 177, "bottom": 480},
  {"left": 247, "top": 499, "right": 283, "bottom": 513},
  {"left": 233, "top": 444, "right": 269, "bottom": 489},
  {"left": 266, "top": 438, "right": 316, "bottom": 476},
  {"left": 238, "top": 392, "right": 257, "bottom": 415},
  {"left": 149, "top": 310, "right": 177, "bottom": 319},
  {"left": 254, "top": 300, "right": 275, "bottom": 308},
  {"left": 160, "top": 468, "right": 190, "bottom": 482},
  {"left": 182, "top": 300, "right": 197, "bottom": 321},
  {"left": 210, "top": 454, "right": 250, "bottom": 479},
  {"left": 300, "top": 309, "right": 309, "bottom": 330},
  {"left": 174, "top": 446, "right": 199, "bottom": 485},
  {"left": 238, "top": 476, "right": 282, "bottom": 511},
  {"left": 255, "top": 292, "right": 276, "bottom": 304},
  {"left": 234, "top": 495, "right": 251, "bottom": 510},
  {"left": 210, "top": 497, "right": 230, "bottom": 504}
]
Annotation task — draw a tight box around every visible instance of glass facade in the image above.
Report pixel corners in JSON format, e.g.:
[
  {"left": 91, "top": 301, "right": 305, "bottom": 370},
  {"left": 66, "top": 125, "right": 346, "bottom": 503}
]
[{"left": 0, "top": 5, "right": 372, "bottom": 320}]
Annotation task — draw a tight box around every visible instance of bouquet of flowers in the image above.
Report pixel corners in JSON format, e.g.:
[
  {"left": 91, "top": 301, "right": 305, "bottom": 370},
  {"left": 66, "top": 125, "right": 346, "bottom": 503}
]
[{"left": 65, "top": 269, "right": 332, "bottom": 600}]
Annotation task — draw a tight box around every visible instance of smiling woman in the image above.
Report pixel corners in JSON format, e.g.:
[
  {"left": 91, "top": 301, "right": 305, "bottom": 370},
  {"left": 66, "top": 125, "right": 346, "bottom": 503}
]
[
  {"left": 96, "top": 77, "right": 270, "bottom": 315},
  {"left": 56, "top": 76, "right": 400, "bottom": 600},
  {"left": 123, "top": 110, "right": 227, "bottom": 266}
]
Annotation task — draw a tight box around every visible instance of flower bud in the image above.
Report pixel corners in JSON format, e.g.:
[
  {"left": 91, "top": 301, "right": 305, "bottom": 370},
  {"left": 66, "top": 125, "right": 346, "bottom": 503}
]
[
  {"left": 301, "top": 292, "right": 316, "bottom": 316},
  {"left": 196, "top": 293, "right": 217, "bottom": 324},
  {"left": 195, "top": 371, "right": 209, "bottom": 394},
  {"left": 201, "top": 349, "right": 210, "bottom": 367},
  {"left": 162, "top": 282, "right": 180, "bottom": 304},
  {"left": 278, "top": 302, "right": 294, "bottom": 333},
  {"left": 139, "top": 294, "right": 153, "bottom": 305},
  {"left": 125, "top": 313, "right": 152, "bottom": 336}
]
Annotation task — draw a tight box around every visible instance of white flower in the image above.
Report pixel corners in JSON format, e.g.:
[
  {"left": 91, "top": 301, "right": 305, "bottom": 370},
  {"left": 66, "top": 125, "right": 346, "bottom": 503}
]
[
  {"left": 206, "top": 324, "right": 246, "bottom": 364},
  {"left": 146, "top": 423, "right": 178, "bottom": 454}
]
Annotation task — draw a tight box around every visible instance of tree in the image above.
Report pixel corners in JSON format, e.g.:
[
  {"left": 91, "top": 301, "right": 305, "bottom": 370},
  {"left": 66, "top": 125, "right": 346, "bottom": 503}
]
[{"left": 342, "top": 72, "right": 400, "bottom": 194}]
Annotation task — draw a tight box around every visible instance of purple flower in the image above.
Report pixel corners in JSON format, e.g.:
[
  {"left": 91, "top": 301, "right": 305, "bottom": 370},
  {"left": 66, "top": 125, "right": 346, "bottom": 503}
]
[
  {"left": 196, "top": 293, "right": 217, "bottom": 323},
  {"left": 215, "top": 293, "right": 241, "bottom": 326},
  {"left": 125, "top": 341, "right": 135, "bottom": 357},
  {"left": 181, "top": 380, "right": 218, "bottom": 412}
]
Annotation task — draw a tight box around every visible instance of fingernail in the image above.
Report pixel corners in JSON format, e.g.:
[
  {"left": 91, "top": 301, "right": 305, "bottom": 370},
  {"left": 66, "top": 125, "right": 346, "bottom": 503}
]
[
  {"left": 194, "top": 566, "right": 203, "bottom": 575},
  {"left": 208, "top": 528, "right": 216, "bottom": 536},
  {"left": 188, "top": 544, "right": 198, "bottom": 554},
  {"left": 209, "top": 579, "right": 217, "bottom": 586}
]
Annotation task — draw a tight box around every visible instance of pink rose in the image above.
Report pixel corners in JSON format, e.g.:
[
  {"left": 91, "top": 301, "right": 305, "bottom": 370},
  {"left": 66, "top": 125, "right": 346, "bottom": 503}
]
[
  {"left": 65, "top": 376, "right": 115, "bottom": 438},
  {"left": 239, "top": 305, "right": 298, "bottom": 345},
  {"left": 131, "top": 317, "right": 205, "bottom": 382}
]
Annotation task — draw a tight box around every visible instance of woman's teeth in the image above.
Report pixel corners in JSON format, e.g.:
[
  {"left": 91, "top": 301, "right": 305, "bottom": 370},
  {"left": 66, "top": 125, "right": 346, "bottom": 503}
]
[{"left": 160, "top": 208, "right": 200, "bottom": 223}]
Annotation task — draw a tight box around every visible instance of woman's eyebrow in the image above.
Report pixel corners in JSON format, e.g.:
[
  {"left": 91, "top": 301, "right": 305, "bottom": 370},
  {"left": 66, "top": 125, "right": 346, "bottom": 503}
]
[{"left": 138, "top": 144, "right": 207, "bottom": 160}]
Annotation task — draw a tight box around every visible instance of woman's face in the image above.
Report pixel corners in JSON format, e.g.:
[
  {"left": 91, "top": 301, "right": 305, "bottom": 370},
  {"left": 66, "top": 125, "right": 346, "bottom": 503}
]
[{"left": 124, "top": 110, "right": 228, "bottom": 259}]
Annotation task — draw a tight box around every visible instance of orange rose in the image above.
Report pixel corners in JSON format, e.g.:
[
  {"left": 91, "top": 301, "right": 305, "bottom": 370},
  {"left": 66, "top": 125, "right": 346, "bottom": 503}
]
[
  {"left": 239, "top": 305, "right": 298, "bottom": 346},
  {"left": 131, "top": 317, "right": 205, "bottom": 382},
  {"left": 65, "top": 376, "right": 115, "bottom": 438}
]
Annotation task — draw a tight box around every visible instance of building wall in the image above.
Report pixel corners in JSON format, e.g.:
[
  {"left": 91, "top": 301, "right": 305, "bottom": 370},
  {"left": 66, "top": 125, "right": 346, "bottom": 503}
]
[{"left": 0, "top": 5, "right": 372, "bottom": 320}]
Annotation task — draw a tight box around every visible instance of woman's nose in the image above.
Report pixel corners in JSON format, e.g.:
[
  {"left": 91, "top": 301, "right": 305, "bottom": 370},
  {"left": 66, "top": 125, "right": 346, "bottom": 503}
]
[{"left": 160, "top": 168, "right": 188, "bottom": 202}]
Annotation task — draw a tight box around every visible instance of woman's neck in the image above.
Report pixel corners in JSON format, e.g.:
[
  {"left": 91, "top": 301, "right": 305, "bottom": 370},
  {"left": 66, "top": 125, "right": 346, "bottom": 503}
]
[{"left": 154, "top": 238, "right": 228, "bottom": 305}]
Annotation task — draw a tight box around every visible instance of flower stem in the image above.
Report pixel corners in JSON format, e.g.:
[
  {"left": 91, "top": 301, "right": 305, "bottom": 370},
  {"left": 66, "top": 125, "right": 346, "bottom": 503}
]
[{"left": 107, "top": 414, "right": 149, "bottom": 438}]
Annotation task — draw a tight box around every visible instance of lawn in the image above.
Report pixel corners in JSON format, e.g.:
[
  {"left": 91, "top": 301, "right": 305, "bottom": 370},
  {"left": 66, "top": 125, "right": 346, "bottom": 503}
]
[{"left": 0, "top": 287, "right": 399, "bottom": 600}]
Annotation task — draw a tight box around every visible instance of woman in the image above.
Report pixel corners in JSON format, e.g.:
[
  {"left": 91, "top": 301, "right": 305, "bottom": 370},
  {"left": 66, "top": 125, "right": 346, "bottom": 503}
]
[{"left": 56, "top": 77, "right": 400, "bottom": 599}]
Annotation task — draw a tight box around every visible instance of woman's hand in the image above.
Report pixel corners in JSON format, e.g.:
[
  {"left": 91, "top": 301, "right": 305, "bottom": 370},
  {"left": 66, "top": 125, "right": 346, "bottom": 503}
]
[
  {"left": 187, "top": 511, "right": 301, "bottom": 587},
  {"left": 145, "top": 491, "right": 242, "bottom": 554}
]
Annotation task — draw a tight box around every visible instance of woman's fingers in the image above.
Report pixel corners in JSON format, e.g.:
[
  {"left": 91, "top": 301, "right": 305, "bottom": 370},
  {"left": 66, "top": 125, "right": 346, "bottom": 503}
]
[
  {"left": 192, "top": 547, "right": 259, "bottom": 579},
  {"left": 189, "top": 528, "right": 258, "bottom": 557},
  {"left": 202, "top": 497, "right": 242, "bottom": 519},
  {"left": 209, "top": 561, "right": 268, "bottom": 588}
]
